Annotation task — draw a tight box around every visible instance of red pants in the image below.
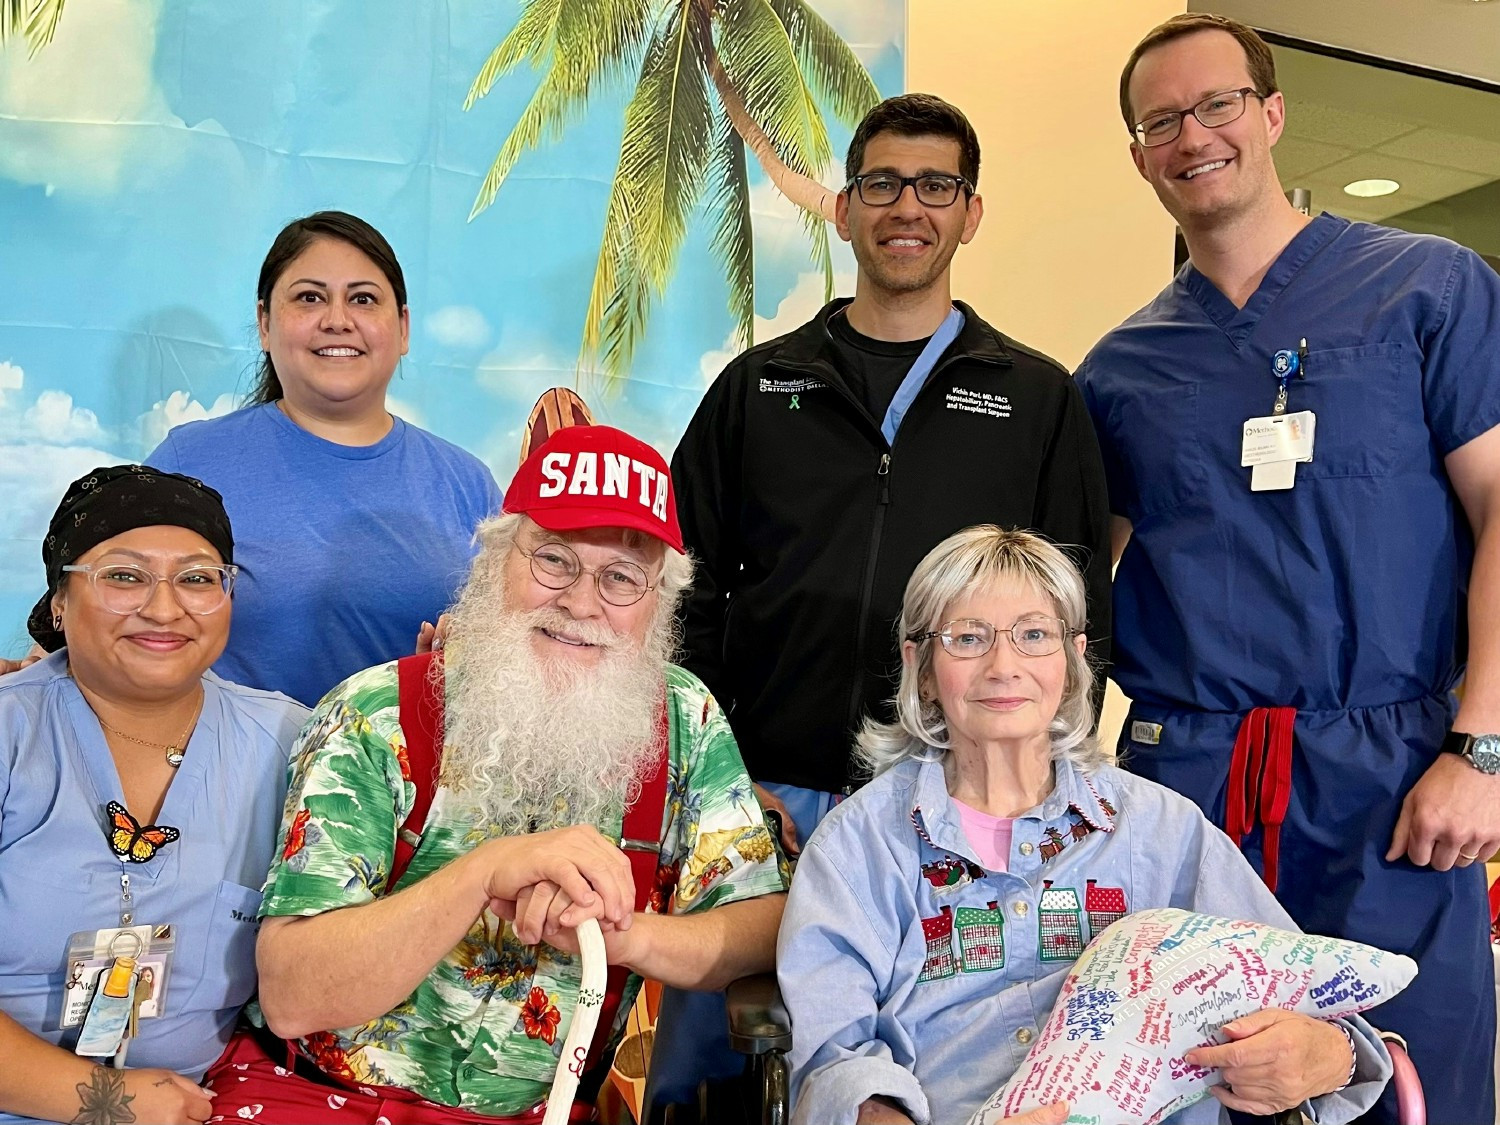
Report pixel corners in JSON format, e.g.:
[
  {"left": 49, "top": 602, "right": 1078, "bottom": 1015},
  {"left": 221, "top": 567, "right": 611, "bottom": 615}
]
[{"left": 204, "top": 1030, "right": 596, "bottom": 1124}]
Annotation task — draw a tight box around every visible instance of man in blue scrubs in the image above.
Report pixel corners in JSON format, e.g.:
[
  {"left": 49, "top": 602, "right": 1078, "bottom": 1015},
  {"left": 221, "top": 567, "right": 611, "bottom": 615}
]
[{"left": 1076, "top": 14, "right": 1500, "bottom": 1122}]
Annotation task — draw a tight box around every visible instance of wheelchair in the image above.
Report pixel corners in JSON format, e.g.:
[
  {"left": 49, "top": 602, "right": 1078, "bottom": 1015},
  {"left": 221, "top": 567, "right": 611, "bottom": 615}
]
[
  {"left": 656, "top": 975, "right": 1425, "bottom": 1125},
  {"left": 651, "top": 973, "right": 790, "bottom": 1125}
]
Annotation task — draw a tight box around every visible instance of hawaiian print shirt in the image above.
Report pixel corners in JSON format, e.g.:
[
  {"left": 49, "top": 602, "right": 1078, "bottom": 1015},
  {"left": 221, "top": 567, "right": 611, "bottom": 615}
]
[{"left": 259, "top": 659, "right": 788, "bottom": 1115}]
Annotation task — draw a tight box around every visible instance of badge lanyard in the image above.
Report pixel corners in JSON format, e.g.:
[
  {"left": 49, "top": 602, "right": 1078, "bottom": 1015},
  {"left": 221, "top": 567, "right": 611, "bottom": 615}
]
[
  {"left": 881, "top": 305, "right": 965, "bottom": 445},
  {"left": 66, "top": 802, "right": 183, "bottom": 1063},
  {"left": 1246, "top": 339, "right": 1314, "bottom": 492}
]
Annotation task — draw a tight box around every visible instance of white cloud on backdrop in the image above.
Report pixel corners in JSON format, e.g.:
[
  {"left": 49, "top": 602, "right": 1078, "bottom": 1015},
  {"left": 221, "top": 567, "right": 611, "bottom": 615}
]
[
  {"left": 0, "top": 0, "right": 183, "bottom": 196},
  {"left": 21, "top": 390, "right": 108, "bottom": 445},
  {"left": 698, "top": 268, "right": 857, "bottom": 383},
  {"left": 0, "top": 364, "right": 109, "bottom": 446},
  {"left": 815, "top": 0, "right": 906, "bottom": 50},
  {"left": 424, "top": 306, "right": 492, "bottom": 350},
  {"left": 136, "top": 390, "right": 238, "bottom": 451},
  {"left": 0, "top": 444, "right": 128, "bottom": 618},
  {"left": 748, "top": 159, "right": 848, "bottom": 267}
]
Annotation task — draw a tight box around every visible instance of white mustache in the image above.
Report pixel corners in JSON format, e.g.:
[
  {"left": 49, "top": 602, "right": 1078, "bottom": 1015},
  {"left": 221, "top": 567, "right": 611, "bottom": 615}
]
[{"left": 521, "top": 607, "right": 624, "bottom": 650}]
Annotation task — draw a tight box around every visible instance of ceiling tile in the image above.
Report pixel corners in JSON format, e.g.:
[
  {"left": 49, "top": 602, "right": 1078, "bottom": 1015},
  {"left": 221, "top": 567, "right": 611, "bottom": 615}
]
[
  {"left": 1281, "top": 98, "right": 1421, "bottom": 149},
  {"left": 1294, "top": 171, "right": 1434, "bottom": 221},
  {"left": 1378, "top": 129, "right": 1500, "bottom": 177},
  {"left": 1273, "top": 135, "right": 1359, "bottom": 180},
  {"left": 1299, "top": 152, "right": 1489, "bottom": 201}
]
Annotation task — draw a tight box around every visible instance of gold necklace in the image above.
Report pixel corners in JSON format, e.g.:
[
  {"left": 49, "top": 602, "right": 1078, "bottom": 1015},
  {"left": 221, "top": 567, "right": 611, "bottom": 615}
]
[{"left": 96, "top": 693, "right": 203, "bottom": 768}]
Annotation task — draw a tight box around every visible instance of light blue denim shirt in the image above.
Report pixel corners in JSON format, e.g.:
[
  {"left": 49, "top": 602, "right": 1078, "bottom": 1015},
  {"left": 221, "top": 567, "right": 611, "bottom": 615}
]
[{"left": 778, "top": 756, "right": 1392, "bottom": 1125}]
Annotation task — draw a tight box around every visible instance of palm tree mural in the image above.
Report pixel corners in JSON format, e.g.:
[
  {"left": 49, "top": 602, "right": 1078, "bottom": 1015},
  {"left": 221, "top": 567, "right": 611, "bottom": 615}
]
[
  {"left": 0, "top": 0, "right": 66, "bottom": 54},
  {"left": 464, "top": 0, "right": 880, "bottom": 384}
]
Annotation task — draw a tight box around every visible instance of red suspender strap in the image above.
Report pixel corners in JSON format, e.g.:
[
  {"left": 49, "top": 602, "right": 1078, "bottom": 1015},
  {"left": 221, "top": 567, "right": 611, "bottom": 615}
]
[
  {"left": 586, "top": 693, "right": 672, "bottom": 1066},
  {"left": 391, "top": 656, "right": 668, "bottom": 1087},
  {"left": 621, "top": 695, "right": 672, "bottom": 910},
  {"left": 394, "top": 650, "right": 444, "bottom": 891},
  {"left": 1225, "top": 706, "right": 1296, "bottom": 892}
]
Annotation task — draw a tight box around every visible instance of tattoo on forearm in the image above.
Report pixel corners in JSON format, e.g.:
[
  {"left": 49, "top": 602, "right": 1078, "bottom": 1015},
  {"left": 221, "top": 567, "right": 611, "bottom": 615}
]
[{"left": 70, "top": 1067, "right": 136, "bottom": 1125}]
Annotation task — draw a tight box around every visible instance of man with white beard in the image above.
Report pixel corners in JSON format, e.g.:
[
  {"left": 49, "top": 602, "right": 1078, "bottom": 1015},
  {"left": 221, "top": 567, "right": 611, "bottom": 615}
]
[{"left": 212, "top": 425, "right": 788, "bottom": 1125}]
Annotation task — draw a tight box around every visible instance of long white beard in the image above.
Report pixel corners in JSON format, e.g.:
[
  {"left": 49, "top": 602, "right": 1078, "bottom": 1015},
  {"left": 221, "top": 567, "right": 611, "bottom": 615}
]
[{"left": 438, "top": 581, "right": 669, "bottom": 835}]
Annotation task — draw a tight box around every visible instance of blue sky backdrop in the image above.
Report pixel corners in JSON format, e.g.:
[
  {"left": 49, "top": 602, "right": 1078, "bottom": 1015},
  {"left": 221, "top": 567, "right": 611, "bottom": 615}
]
[{"left": 0, "top": 0, "right": 904, "bottom": 655}]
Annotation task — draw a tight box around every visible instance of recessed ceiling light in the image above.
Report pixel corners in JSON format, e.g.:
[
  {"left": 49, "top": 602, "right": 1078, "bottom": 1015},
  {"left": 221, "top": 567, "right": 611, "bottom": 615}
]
[{"left": 1343, "top": 178, "right": 1400, "bottom": 198}]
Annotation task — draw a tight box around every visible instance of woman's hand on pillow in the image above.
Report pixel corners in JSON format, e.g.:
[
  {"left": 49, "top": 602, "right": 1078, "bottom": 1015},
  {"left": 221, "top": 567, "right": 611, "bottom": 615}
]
[
  {"left": 1184, "top": 1008, "right": 1355, "bottom": 1114},
  {"left": 1005, "top": 1102, "right": 1069, "bottom": 1124}
]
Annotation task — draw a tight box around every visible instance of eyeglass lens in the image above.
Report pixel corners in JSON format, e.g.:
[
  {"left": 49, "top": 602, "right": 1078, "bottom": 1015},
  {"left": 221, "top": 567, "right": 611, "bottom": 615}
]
[
  {"left": 855, "top": 174, "right": 963, "bottom": 207},
  {"left": 938, "top": 615, "right": 1066, "bottom": 658},
  {"left": 88, "top": 564, "right": 233, "bottom": 615},
  {"left": 1136, "top": 89, "right": 1250, "bottom": 146},
  {"left": 527, "top": 543, "right": 651, "bottom": 606}
]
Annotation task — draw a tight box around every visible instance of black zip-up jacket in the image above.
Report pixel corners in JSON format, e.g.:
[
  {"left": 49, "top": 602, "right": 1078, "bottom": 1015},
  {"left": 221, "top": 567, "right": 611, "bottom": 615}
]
[{"left": 672, "top": 299, "right": 1111, "bottom": 793}]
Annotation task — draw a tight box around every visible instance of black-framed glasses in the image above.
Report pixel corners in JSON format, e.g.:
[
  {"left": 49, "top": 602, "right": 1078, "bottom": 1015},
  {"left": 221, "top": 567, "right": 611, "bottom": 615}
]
[
  {"left": 846, "top": 173, "right": 971, "bottom": 208},
  {"left": 1131, "top": 87, "right": 1265, "bottom": 147},
  {"left": 517, "top": 542, "right": 657, "bottom": 607},
  {"left": 910, "top": 615, "right": 1077, "bottom": 659},
  {"left": 61, "top": 562, "right": 238, "bottom": 616}
]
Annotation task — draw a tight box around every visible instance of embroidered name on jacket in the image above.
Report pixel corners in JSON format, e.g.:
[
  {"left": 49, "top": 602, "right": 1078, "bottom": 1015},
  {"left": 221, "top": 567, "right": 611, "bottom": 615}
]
[
  {"left": 758, "top": 377, "right": 822, "bottom": 394},
  {"left": 538, "top": 451, "right": 670, "bottom": 520},
  {"left": 945, "top": 386, "right": 1011, "bottom": 418}
]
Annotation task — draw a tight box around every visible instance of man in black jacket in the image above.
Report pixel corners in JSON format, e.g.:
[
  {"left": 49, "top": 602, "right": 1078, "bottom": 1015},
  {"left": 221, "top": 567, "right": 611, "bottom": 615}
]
[{"left": 673, "top": 94, "right": 1111, "bottom": 845}]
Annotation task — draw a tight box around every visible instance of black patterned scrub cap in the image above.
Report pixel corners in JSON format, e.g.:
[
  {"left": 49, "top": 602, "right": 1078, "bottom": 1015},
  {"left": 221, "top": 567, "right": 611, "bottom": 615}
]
[{"left": 27, "top": 464, "right": 235, "bottom": 652}]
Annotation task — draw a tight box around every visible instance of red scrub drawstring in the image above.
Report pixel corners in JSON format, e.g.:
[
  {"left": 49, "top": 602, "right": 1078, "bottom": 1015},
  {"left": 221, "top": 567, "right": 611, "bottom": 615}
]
[{"left": 1224, "top": 706, "right": 1296, "bottom": 892}]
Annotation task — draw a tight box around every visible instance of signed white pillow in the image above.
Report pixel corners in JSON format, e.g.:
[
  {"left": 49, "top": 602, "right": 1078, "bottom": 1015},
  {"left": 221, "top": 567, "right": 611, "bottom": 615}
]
[{"left": 968, "top": 908, "right": 1416, "bottom": 1125}]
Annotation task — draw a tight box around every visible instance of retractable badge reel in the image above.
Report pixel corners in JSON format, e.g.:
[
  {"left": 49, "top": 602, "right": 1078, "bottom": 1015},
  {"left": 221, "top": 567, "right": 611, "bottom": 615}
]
[
  {"left": 1244, "top": 340, "right": 1315, "bottom": 491},
  {"left": 63, "top": 802, "right": 181, "bottom": 1064}
]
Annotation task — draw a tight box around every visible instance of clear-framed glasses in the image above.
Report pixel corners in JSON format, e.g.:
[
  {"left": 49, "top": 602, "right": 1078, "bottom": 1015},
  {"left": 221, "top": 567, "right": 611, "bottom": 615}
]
[
  {"left": 61, "top": 562, "right": 238, "bottom": 616},
  {"left": 910, "top": 615, "right": 1076, "bottom": 659},
  {"left": 846, "top": 173, "right": 971, "bottom": 208},
  {"left": 1132, "top": 87, "right": 1265, "bottom": 147},
  {"left": 517, "top": 542, "right": 656, "bottom": 607}
]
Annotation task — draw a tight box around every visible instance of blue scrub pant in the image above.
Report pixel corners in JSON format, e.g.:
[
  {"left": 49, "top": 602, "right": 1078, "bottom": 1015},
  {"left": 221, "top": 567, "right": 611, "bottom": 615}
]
[
  {"left": 642, "top": 782, "right": 840, "bottom": 1112},
  {"left": 1122, "top": 693, "right": 1496, "bottom": 1125}
]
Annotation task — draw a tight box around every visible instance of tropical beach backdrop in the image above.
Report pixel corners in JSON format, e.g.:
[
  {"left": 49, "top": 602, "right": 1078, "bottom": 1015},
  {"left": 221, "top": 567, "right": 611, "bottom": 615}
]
[{"left": 0, "top": 0, "right": 904, "bottom": 656}]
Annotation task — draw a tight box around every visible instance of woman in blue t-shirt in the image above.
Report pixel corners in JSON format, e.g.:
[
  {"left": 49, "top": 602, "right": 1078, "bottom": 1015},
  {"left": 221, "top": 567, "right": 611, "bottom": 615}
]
[{"left": 146, "top": 212, "right": 502, "bottom": 706}]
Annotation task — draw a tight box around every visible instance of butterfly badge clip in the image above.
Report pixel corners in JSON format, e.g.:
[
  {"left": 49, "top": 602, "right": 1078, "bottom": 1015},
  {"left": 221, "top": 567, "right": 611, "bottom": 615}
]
[{"left": 107, "top": 801, "right": 180, "bottom": 863}]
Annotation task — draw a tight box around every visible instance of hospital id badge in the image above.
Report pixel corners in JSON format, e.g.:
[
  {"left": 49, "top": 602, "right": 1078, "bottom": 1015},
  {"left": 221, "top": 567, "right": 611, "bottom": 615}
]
[
  {"left": 1241, "top": 411, "right": 1316, "bottom": 467},
  {"left": 1250, "top": 460, "right": 1299, "bottom": 491},
  {"left": 61, "top": 925, "right": 175, "bottom": 1029}
]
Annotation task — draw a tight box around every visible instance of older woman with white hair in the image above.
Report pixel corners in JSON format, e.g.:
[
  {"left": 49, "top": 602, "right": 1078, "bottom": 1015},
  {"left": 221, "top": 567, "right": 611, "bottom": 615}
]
[{"left": 778, "top": 526, "right": 1392, "bottom": 1125}]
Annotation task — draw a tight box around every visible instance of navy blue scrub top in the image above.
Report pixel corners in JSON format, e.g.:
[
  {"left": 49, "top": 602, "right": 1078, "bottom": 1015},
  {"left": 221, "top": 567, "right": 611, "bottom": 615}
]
[{"left": 1076, "top": 213, "right": 1500, "bottom": 715}]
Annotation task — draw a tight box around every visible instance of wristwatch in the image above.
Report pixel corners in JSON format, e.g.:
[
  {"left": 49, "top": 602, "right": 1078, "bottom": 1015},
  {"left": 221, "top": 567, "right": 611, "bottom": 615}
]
[{"left": 1442, "top": 731, "right": 1500, "bottom": 775}]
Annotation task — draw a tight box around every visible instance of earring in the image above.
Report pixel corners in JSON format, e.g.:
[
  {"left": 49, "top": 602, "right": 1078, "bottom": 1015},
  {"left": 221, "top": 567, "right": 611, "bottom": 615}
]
[{"left": 53, "top": 614, "right": 62, "bottom": 630}]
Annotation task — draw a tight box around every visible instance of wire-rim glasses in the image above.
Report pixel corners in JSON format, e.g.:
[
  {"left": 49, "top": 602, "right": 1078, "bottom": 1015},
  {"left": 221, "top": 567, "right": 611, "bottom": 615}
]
[
  {"left": 1132, "top": 87, "right": 1264, "bottom": 147},
  {"left": 910, "top": 615, "right": 1076, "bottom": 659},
  {"left": 61, "top": 563, "right": 238, "bottom": 616},
  {"left": 517, "top": 542, "right": 656, "bottom": 607}
]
